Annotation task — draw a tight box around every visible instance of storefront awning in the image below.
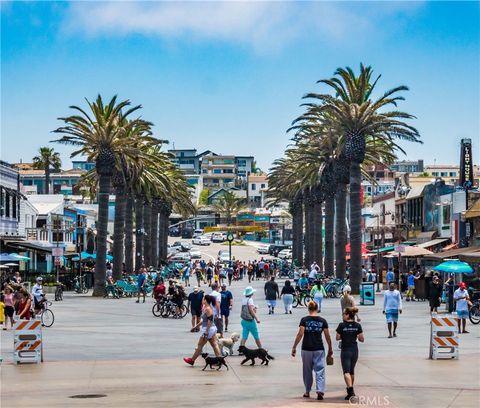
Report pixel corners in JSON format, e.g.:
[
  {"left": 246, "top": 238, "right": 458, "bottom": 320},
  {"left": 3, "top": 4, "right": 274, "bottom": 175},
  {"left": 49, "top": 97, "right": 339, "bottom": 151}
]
[
  {"left": 415, "top": 231, "right": 437, "bottom": 244},
  {"left": 418, "top": 238, "right": 450, "bottom": 249},
  {"left": 458, "top": 251, "right": 480, "bottom": 263},
  {"left": 3, "top": 240, "right": 54, "bottom": 253},
  {"left": 424, "top": 246, "right": 480, "bottom": 261},
  {"left": 465, "top": 199, "right": 480, "bottom": 220}
]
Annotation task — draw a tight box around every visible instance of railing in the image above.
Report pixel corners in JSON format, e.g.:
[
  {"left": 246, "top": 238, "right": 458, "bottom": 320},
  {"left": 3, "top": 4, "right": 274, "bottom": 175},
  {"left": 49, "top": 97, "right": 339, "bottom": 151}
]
[{"left": 25, "top": 228, "right": 74, "bottom": 244}]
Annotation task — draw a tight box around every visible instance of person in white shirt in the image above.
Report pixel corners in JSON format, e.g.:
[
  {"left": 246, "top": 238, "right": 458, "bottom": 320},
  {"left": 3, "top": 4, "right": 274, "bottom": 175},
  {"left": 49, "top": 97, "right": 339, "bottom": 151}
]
[
  {"left": 210, "top": 282, "right": 223, "bottom": 336},
  {"left": 31, "top": 276, "right": 46, "bottom": 313},
  {"left": 383, "top": 282, "right": 402, "bottom": 338},
  {"left": 454, "top": 282, "right": 470, "bottom": 334}
]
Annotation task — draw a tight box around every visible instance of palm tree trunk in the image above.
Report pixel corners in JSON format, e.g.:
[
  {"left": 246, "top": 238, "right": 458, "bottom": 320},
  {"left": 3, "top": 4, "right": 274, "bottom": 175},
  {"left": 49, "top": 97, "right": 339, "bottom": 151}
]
[
  {"left": 162, "top": 212, "right": 169, "bottom": 260},
  {"left": 45, "top": 167, "right": 50, "bottom": 194},
  {"left": 135, "top": 196, "right": 144, "bottom": 271},
  {"left": 112, "top": 185, "right": 126, "bottom": 280},
  {"left": 158, "top": 211, "right": 165, "bottom": 261},
  {"left": 143, "top": 202, "right": 152, "bottom": 267},
  {"left": 291, "top": 198, "right": 303, "bottom": 266},
  {"left": 304, "top": 199, "right": 314, "bottom": 268},
  {"left": 124, "top": 194, "right": 134, "bottom": 274},
  {"left": 324, "top": 196, "right": 335, "bottom": 276},
  {"left": 349, "top": 162, "right": 362, "bottom": 294},
  {"left": 151, "top": 204, "right": 159, "bottom": 268},
  {"left": 335, "top": 184, "right": 347, "bottom": 279},
  {"left": 93, "top": 172, "right": 110, "bottom": 296},
  {"left": 313, "top": 200, "right": 323, "bottom": 271}
]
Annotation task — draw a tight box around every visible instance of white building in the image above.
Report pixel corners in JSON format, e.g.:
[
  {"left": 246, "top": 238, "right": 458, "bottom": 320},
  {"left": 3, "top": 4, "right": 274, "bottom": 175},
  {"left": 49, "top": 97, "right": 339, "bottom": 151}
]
[{"left": 248, "top": 174, "right": 268, "bottom": 208}]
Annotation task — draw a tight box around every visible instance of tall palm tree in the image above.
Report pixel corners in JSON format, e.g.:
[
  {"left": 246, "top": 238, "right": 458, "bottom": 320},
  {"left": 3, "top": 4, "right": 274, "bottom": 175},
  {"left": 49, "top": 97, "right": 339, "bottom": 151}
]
[
  {"left": 212, "top": 191, "right": 246, "bottom": 225},
  {"left": 306, "top": 64, "right": 421, "bottom": 292},
  {"left": 32, "top": 147, "right": 62, "bottom": 194},
  {"left": 53, "top": 95, "right": 154, "bottom": 296}
]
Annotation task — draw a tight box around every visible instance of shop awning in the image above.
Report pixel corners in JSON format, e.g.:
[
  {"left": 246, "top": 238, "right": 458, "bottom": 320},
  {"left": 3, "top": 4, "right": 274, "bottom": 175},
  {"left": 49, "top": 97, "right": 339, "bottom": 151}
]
[
  {"left": 458, "top": 251, "right": 480, "bottom": 263},
  {"left": 424, "top": 246, "right": 480, "bottom": 261},
  {"left": 3, "top": 240, "right": 54, "bottom": 253},
  {"left": 465, "top": 199, "right": 480, "bottom": 219},
  {"left": 416, "top": 231, "right": 437, "bottom": 244},
  {"left": 418, "top": 238, "right": 450, "bottom": 249}
]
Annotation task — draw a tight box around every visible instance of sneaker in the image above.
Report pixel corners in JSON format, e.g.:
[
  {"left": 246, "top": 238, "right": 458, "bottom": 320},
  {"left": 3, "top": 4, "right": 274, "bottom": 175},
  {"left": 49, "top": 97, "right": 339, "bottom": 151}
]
[
  {"left": 183, "top": 357, "right": 194, "bottom": 366},
  {"left": 289, "top": 311, "right": 292, "bottom": 314},
  {"left": 317, "top": 392, "right": 324, "bottom": 400}
]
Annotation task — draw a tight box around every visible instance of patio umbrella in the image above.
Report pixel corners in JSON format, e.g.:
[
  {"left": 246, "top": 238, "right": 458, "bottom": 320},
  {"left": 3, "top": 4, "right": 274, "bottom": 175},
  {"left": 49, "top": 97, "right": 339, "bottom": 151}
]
[
  {"left": 3, "top": 263, "right": 19, "bottom": 267},
  {"left": 9, "top": 253, "right": 31, "bottom": 261},
  {"left": 0, "top": 253, "right": 20, "bottom": 262},
  {"left": 387, "top": 246, "right": 434, "bottom": 257},
  {"left": 433, "top": 260, "right": 474, "bottom": 274},
  {"left": 0, "top": 265, "right": 9, "bottom": 269}
]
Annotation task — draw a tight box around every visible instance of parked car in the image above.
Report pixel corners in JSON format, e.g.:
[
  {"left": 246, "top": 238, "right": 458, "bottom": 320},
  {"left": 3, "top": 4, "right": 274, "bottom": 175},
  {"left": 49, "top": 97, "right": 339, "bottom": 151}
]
[
  {"left": 193, "top": 229, "right": 204, "bottom": 238},
  {"left": 170, "top": 252, "right": 191, "bottom": 262},
  {"left": 179, "top": 242, "right": 192, "bottom": 252},
  {"left": 257, "top": 244, "right": 271, "bottom": 254},
  {"left": 192, "top": 235, "right": 211, "bottom": 246},
  {"left": 167, "top": 244, "right": 181, "bottom": 254},
  {"left": 169, "top": 227, "right": 180, "bottom": 237},
  {"left": 218, "top": 250, "right": 230, "bottom": 262},
  {"left": 277, "top": 249, "right": 292, "bottom": 259},
  {"left": 189, "top": 248, "right": 202, "bottom": 259},
  {"left": 268, "top": 244, "right": 291, "bottom": 257},
  {"left": 181, "top": 228, "right": 193, "bottom": 239},
  {"left": 171, "top": 241, "right": 183, "bottom": 252},
  {"left": 212, "top": 232, "right": 227, "bottom": 242}
]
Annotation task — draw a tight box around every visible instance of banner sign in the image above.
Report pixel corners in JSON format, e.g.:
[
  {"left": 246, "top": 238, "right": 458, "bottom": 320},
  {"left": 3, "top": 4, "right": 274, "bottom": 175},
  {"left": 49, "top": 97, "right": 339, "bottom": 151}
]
[{"left": 460, "top": 138, "right": 474, "bottom": 189}]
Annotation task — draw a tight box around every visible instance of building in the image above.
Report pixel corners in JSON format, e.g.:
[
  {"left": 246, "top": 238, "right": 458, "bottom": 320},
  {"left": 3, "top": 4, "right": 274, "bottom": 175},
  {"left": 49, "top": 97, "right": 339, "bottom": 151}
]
[
  {"left": 0, "top": 161, "right": 22, "bottom": 237},
  {"left": 248, "top": 174, "right": 268, "bottom": 207},
  {"left": 201, "top": 154, "right": 237, "bottom": 190},
  {"left": 390, "top": 159, "right": 424, "bottom": 174},
  {"left": 364, "top": 192, "right": 396, "bottom": 246},
  {"left": 168, "top": 149, "right": 201, "bottom": 174},
  {"left": 72, "top": 161, "right": 95, "bottom": 171},
  {"left": 421, "top": 164, "right": 480, "bottom": 188},
  {"left": 18, "top": 167, "right": 86, "bottom": 195},
  {"left": 362, "top": 164, "right": 396, "bottom": 197},
  {"left": 235, "top": 156, "right": 254, "bottom": 178}
]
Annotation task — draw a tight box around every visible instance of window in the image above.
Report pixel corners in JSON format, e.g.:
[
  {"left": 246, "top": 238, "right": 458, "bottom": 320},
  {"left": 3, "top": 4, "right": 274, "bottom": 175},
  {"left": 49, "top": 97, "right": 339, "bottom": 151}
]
[
  {"left": 212, "top": 179, "right": 219, "bottom": 184},
  {"left": 441, "top": 172, "right": 448, "bottom": 177},
  {"left": 0, "top": 189, "right": 4, "bottom": 217},
  {"left": 449, "top": 172, "right": 456, "bottom": 177},
  {"left": 251, "top": 184, "right": 256, "bottom": 191},
  {"left": 260, "top": 184, "right": 266, "bottom": 189},
  {"left": 202, "top": 169, "right": 208, "bottom": 174},
  {"left": 5, "top": 192, "right": 10, "bottom": 218},
  {"left": 237, "top": 159, "right": 246, "bottom": 166},
  {"left": 432, "top": 172, "right": 439, "bottom": 176},
  {"left": 223, "top": 169, "right": 233, "bottom": 174},
  {"left": 213, "top": 169, "right": 222, "bottom": 174},
  {"left": 224, "top": 178, "right": 233, "bottom": 183}
]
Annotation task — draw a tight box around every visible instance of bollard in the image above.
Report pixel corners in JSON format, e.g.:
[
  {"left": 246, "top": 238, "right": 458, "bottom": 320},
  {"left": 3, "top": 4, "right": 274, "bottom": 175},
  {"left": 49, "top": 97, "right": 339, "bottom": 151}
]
[
  {"left": 13, "top": 317, "right": 43, "bottom": 364},
  {"left": 429, "top": 313, "right": 459, "bottom": 360}
]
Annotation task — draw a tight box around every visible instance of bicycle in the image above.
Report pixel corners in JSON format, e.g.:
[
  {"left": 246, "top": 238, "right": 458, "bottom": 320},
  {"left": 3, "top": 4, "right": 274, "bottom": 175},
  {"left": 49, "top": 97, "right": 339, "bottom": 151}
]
[
  {"left": 469, "top": 300, "right": 480, "bottom": 325},
  {"left": 35, "top": 299, "right": 55, "bottom": 327},
  {"left": 54, "top": 283, "right": 64, "bottom": 301},
  {"left": 160, "top": 299, "right": 188, "bottom": 318},
  {"left": 293, "top": 288, "right": 312, "bottom": 308},
  {"left": 74, "top": 276, "right": 89, "bottom": 294}
]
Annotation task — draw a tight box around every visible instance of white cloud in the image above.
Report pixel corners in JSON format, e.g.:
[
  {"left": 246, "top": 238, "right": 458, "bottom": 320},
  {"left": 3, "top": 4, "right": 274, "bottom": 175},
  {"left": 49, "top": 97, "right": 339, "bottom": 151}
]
[{"left": 62, "top": 1, "right": 424, "bottom": 52}]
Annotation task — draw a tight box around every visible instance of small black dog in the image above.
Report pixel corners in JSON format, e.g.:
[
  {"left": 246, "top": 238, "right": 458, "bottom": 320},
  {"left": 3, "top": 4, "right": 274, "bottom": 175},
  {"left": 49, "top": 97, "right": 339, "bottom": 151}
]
[
  {"left": 201, "top": 353, "right": 229, "bottom": 371},
  {"left": 238, "top": 345, "right": 274, "bottom": 366}
]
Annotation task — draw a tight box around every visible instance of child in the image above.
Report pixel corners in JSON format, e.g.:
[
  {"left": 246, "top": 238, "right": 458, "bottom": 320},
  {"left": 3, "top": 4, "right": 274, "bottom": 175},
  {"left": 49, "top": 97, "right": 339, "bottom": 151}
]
[{"left": 0, "top": 294, "right": 5, "bottom": 330}]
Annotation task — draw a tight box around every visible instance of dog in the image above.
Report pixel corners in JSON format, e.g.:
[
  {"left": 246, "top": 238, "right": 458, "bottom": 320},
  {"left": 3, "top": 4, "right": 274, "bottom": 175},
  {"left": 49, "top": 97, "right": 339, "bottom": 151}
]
[
  {"left": 201, "top": 353, "right": 229, "bottom": 371},
  {"left": 217, "top": 332, "right": 240, "bottom": 356},
  {"left": 237, "top": 345, "right": 274, "bottom": 366}
]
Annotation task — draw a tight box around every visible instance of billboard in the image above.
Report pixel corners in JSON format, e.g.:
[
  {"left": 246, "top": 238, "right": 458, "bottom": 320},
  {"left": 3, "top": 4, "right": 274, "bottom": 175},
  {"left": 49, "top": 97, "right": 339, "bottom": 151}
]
[{"left": 460, "top": 138, "right": 474, "bottom": 189}]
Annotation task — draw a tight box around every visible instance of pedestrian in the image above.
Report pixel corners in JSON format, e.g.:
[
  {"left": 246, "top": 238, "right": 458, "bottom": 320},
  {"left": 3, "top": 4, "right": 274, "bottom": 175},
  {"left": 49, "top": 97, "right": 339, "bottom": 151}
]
[
  {"left": 405, "top": 271, "right": 415, "bottom": 301},
  {"left": 0, "top": 294, "right": 4, "bottom": 330},
  {"left": 383, "top": 282, "right": 402, "bottom": 338},
  {"left": 206, "top": 265, "right": 213, "bottom": 286},
  {"left": 106, "top": 263, "right": 113, "bottom": 279},
  {"left": 291, "top": 300, "right": 333, "bottom": 401},
  {"left": 17, "top": 289, "right": 32, "bottom": 320},
  {"left": 210, "top": 283, "right": 223, "bottom": 337},
  {"left": 220, "top": 283, "right": 233, "bottom": 332},
  {"left": 310, "top": 280, "right": 327, "bottom": 312},
  {"left": 297, "top": 273, "right": 309, "bottom": 290},
  {"left": 136, "top": 266, "right": 147, "bottom": 303},
  {"left": 264, "top": 276, "right": 279, "bottom": 314},
  {"left": 293, "top": 267, "right": 300, "bottom": 284},
  {"left": 227, "top": 264, "right": 234, "bottom": 286},
  {"left": 340, "top": 286, "right": 361, "bottom": 321},
  {"left": 386, "top": 268, "right": 395, "bottom": 287},
  {"left": 183, "top": 264, "right": 191, "bottom": 287},
  {"left": 3, "top": 286, "right": 15, "bottom": 330},
  {"left": 281, "top": 279, "right": 295, "bottom": 314},
  {"left": 336, "top": 307, "right": 364, "bottom": 400},
  {"left": 153, "top": 279, "right": 166, "bottom": 303},
  {"left": 361, "top": 265, "right": 367, "bottom": 282},
  {"left": 428, "top": 275, "right": 443, "bottom": 313},
  {"left": 187, "top": 286, "right": 204, "bottom": 332},
  {"left": 240, "top": 286, "right": 262, "bottom": 348},
  {"left": 247, "top": 263, "right": 254, "bottom": 283},
  {"left": 183, "top": 295, "right": 221, "bottom": 366},
  {"left": 195, "top": 266, "right": 202, "bottom": 287},
  {"left": 454, "top": 282, "right": 471, "bottom": 334}
]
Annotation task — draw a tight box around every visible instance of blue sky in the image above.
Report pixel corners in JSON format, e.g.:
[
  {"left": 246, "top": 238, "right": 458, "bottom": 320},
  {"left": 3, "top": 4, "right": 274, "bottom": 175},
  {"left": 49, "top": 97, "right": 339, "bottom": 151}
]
[{"left": 1, "top": 1, "right": 479, "bottom": 172}]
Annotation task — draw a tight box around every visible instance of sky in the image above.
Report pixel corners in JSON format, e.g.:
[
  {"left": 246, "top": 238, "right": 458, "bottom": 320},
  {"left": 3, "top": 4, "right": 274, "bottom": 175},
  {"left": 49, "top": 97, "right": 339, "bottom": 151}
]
[{"left": 1, "top": 1, "right": 479, "bottom": 172}]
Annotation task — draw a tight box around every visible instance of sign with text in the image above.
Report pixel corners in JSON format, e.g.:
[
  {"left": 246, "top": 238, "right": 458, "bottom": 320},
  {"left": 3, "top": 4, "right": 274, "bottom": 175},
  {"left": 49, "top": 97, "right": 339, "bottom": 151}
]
[
  {"left": 52, "top": 247, "right": 64, "bottom": 257},
  {"left": 460, "top": 138, "right": 474, "bottom": 189},
  {"left": 394, "top": 244, "right": 406, "bottom": 253}
]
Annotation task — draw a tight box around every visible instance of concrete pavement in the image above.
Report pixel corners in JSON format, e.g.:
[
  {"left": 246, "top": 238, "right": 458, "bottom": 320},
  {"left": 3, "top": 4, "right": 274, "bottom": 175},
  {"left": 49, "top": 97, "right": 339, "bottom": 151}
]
[{"left": 1, "top": 277, "right": 479, "bottom": 407}]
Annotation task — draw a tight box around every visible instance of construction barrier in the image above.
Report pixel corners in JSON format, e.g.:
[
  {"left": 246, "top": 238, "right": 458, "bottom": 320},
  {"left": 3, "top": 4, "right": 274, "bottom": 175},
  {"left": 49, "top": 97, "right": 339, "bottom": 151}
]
[
  {"left": 429, "top": 313, "right": 459, "bottom": 360},
  {"left": 13, "top": 318, "right": 43, "bottom": 364}
]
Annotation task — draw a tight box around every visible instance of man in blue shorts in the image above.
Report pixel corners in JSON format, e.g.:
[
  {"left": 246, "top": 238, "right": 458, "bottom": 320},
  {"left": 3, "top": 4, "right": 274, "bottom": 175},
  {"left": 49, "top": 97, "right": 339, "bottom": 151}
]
[{"left": 220, "top": 283, "right": 233, "bottom": 332}]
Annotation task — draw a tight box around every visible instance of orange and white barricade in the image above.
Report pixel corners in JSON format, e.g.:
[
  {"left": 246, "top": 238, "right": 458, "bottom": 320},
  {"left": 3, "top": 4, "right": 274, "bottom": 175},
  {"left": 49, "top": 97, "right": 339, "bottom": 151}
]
[
  {"left": 13, "top": 318, "right": 43, "bottom": 364},
  {"left": 429, "top": 313, "right": 459, "bottom": 360}
]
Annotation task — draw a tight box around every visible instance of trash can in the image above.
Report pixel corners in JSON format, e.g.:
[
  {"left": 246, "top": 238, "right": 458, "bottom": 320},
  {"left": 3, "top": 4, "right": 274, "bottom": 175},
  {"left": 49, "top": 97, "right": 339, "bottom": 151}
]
[{"left": 360, "top": 282, "right": 375, "bottom": 305}]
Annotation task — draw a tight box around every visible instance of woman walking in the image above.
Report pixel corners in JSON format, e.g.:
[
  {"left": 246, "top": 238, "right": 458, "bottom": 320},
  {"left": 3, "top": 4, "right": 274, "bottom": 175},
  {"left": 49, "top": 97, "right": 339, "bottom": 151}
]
[
  {"left": 336, "top": 307, "right": 364, "bottom": 400},
  {"left": 291, "top": 301, "right": 333, "bottom": 400},
  {"left": 17, "top": 289, "right": 32, "bottom": 320},
  {"left": 383, "top": 283, "right": 402, "bottom": 338},
  {"left": 281, "top": 280, "right": 295, "bottom": 314},
  {"left": 3, "top": 286, "right": 16, "bottom": 330},
  {"left": 310, "top": 280, "right": 327, "bottom": 312},
  {"left": 340, "top": 286, "right": 361, "bottom": 321},
  {"left": 428, "top": 275, "right": 442, "bottom": 313},
  {"left": 183, "top": 295, "right": 221, "bottom": 366},
  {"left": 240, "top": 286, "right": 262, "bottom": 348}
]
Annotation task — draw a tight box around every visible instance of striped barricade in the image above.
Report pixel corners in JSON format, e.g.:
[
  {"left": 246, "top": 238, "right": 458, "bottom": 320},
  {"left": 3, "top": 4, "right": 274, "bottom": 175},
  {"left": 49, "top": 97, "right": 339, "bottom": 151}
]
[
  {"left": 13, "top": 318, "right": 43, "bottom": 364},
  {"left": 429, "top": 314, "right": 459, "bottom": 360}
]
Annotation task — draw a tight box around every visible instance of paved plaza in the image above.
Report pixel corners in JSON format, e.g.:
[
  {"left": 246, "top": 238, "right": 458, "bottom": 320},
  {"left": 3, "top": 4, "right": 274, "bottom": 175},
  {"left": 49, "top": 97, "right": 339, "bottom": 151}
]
[{"left": 1, "top": 273, "right": 479, "bottom": 408}]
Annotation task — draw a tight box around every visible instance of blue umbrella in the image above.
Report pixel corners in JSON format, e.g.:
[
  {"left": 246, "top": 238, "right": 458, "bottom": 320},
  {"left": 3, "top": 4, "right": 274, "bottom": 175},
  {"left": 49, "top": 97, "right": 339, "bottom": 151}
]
[
  {"left": 9, "top": 253, "right": 31, "bottom": 261},
  {"left": 433, "top": 260, "right": 474, "bottom": 274},
  {"left": 0, "top": 253, "right": 20, "bottom": 262}
]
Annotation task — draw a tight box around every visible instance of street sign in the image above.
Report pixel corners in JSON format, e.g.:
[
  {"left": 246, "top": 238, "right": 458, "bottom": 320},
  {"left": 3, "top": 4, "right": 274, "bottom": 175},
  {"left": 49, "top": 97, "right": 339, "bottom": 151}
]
[
  {"left": 52, "top": 247, "right": 64, "bottom": 257},
  {"left": 394, "top": 244, "right": 406, "bottom": 253},
  {"left": 54, "top": 257, "right": 61, "bottom": 266}
]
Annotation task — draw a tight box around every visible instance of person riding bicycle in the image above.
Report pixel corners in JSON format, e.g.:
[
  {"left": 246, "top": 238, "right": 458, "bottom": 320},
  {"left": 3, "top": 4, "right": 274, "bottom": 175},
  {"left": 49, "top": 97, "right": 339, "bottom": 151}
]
[
  {"left": 297, "top": 273, "right": 309, "bottom": 290},
  {"left": 31, "top": 277, "right": 47, "bottom": 313}
]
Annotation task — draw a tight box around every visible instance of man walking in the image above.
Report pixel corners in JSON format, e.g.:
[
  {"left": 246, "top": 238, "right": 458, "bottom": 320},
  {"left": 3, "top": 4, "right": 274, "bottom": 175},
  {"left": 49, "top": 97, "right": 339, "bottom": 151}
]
[
  {"left": 210, "top": 283, "right": 223, "bottom": 336},
  {"left": 187, "top": 286, "right": 204, "bottom": 332},
  {"left": 454, "top": 282, "right": 470, "bottom": 334},
  {"left": 264, "top": 276, "right": 280, "bottom": 314},
  {"left": 136, "top": 266, "right": 148, "bottom": 303},
  {"left": 220, "top": 283, "right": 233, "bottom": 332}
]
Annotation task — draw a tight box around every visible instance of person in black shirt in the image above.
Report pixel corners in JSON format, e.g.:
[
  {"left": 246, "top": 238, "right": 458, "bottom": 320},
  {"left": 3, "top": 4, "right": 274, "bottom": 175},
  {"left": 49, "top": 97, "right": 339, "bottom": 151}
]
[
  {"left": 336, "top": 307, "right": 364, "bottom": 400},
  {"left": 187, "top": 287, "right": 204, "bottom": 332},
  {"left": 281, "top": 280, "right": 295, "bottom": 314},
  {"left": 291, "top": 301, "right": 333, "bottom": 400},
  {"left": 264, "top": 276, "right": 279, "bottom": 315}
]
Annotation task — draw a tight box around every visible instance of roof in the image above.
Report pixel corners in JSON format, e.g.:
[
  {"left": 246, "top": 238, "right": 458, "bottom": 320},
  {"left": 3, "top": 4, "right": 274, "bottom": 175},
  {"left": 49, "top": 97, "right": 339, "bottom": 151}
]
[
  {"left": 465, "top": 199, "right": 480, "bottom": 219},
  {"left": 424, "top": 165, "right": 459, "bottom": 169},
  {"left": 27, "top": 194, "right": 64, "bottom": 215},
  {"left": 406, "top": 185, "right": 424, "bottom": 200},
  {"left": 416, "top": 231, "right": 437, "bottom": 244},
  {"left": 417, "top": 238, "right": 450, "bottom": 248},
  {"left": 424, "top": 246, "right": 480, "bottom": 261},
  {"left": 248, "top": 175, "right": 268, "bottom": 182},
  {"left": 459, "top": 251, "right": 480, "bottom": 262}
]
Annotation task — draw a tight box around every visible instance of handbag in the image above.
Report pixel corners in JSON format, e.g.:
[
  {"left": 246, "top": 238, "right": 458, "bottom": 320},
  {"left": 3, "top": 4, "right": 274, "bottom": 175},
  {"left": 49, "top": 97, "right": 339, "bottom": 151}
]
[{"left": 326, "top": 354, "right": 334, "bottom": 366}]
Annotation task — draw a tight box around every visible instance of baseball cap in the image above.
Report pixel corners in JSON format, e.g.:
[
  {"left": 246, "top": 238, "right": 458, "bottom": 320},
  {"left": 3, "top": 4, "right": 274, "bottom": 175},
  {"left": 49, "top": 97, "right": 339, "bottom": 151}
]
[{"left": 459, "top": 282, "right": 466, "bottom": 289}]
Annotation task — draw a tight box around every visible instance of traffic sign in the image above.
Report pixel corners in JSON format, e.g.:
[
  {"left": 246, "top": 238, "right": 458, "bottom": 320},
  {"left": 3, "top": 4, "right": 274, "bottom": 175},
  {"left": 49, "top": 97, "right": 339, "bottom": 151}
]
[
  {"left": 52, "top": 247, "right": 64, "bottom": 257},
  {"left": 54, "top": 258, "right": 61, "bottom": 266}
]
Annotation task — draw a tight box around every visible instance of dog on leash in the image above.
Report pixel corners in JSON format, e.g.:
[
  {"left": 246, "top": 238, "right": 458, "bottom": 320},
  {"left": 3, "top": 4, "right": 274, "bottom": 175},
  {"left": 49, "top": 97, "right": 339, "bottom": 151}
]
[
  {"left": 216, "top": 332, "right": 240, "bottom": 356},
  {"left": 201, "top": 353, "right": 229, "bottom": 371},
  {"left": 238, "top": 345, "right": 274, "bottom": 366}
]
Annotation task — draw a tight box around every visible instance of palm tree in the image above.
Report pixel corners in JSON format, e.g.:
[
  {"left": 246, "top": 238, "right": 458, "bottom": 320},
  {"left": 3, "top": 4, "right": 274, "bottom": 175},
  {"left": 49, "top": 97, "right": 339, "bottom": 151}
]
[
  {"left": 212, "top": 191, "right": 246, "bottom": 225},
  {"left": 53, "top": 95, "right": 152, "bottom": 296},
  {"left": 306, "top": 64, "right": 421, "bottom": 292},
  {"left": 32, "top": 147, "right": 62, "bottom": 194}
]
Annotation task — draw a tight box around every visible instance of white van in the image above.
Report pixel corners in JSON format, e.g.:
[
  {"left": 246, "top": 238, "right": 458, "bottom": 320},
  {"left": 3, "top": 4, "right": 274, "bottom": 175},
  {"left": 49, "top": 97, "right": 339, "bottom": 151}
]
[
  {"left": 193, "top": 229, "right": 204, "bottom": 238},
  {"left": 212, "top": 232, "right": 227, "bottom": 242}
]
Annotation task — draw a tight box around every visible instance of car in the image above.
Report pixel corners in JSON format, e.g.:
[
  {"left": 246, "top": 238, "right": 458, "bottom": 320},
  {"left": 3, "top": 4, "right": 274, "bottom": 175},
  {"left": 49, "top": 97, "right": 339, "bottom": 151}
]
[
  {"left": 193, "top": 229, "right": 204, "bottom": 238},
  {"left": 181, "top": 228, "right": 193, "bottom": 239},
  {"left": 170, "top": 252, "right": 191, "bottom": 262},
  {"left": 192, "top": 235, "right": 211, "bottom": 246},
  {"left": 167, "top": 244, "right": 181, "bottom": 254},
  {"left": 268, "top": 244, "right": 291, "bottom": 257},
  {"left": 203, "top": 232, "right": 213, "bottom": 240},
  {"left": 169, "top": 227, "right": 180, "bottom": 237},
  {"left": 178, "top": 241, "right": 192, "bottom": 252},
  {"left": 189, "top": 248, "right": 202, "bottom": 259},
  {"left": 212, "top": 232, "right": 227, "bottom": 242},
  {"left": 257, "top": 244, "right": 271, "bottom": 254},
  {"left": 218, "top": 251, "right": 230, "bottom": 262},
  {"left": 171, "top": 241, "right": 183, "bottom": 252},
  {"left": 277, "top": 249, "right": 292, "bottom": 259}
]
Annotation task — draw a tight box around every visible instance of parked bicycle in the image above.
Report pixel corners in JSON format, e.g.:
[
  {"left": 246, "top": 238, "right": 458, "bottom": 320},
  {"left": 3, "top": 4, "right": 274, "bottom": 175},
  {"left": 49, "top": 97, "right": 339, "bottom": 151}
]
[
  {"left": 73, "top": 275, "right": 89, "bottom": 294},
  {"left": 324, "top": 278, "right": 348, "bottom": 298},
  {"left": 469, "top": 299, "right": 480, "bottom": 325}
]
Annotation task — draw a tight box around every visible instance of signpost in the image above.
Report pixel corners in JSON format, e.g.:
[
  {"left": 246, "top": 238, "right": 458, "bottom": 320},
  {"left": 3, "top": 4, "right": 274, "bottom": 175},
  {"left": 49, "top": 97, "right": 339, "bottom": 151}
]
[{"left": 227, "top": 233, "right": 234, "bottom": 263}]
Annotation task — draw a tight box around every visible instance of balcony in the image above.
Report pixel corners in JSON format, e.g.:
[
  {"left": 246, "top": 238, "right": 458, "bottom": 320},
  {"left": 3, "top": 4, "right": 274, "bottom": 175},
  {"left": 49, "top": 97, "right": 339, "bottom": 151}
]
[{"left": 25, "top": 228, "right": 73, "bottom": 245}]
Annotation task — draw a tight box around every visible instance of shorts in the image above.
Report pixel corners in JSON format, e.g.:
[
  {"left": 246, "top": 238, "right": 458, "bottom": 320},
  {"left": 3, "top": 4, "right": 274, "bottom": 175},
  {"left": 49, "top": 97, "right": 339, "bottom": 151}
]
[
  {"left": 4, "top": 306, "right": 14, "bottom": 318},
  {"left": 266, "top": 300, "right": 277, "bottom": 308},
  {"left": 221, "top": 307, "right": 230, "bottom": 317},
  {"left": 191, "top": 308, "right": 201, "bottom": 317},
  {"left": 200, "top": 326, "right": 217, "bottom": 339},
  {"left": 340, "top": 347, "right": 359, "bottom": 374},
  {"left": 385, "top": 309, "right": 399, "bottom": 323},
  {"left": 138, "top": 287, "right": 146, "bottom": 294},
  {"left": 241, "top": 319, "right": 259, "bottom": 341},
  {"left": 456, "top": 310, "right": 469, "bottom": 319}
]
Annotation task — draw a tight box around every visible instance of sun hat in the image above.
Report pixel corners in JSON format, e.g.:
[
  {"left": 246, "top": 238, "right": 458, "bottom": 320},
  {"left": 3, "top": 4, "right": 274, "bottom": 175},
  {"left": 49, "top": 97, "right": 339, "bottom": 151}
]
[
  {"left": 243, "top": 286, "right": 256, "bottom": 296},
  {"left": 343, "top": 285, "right": 352, "bottom": 293}
]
